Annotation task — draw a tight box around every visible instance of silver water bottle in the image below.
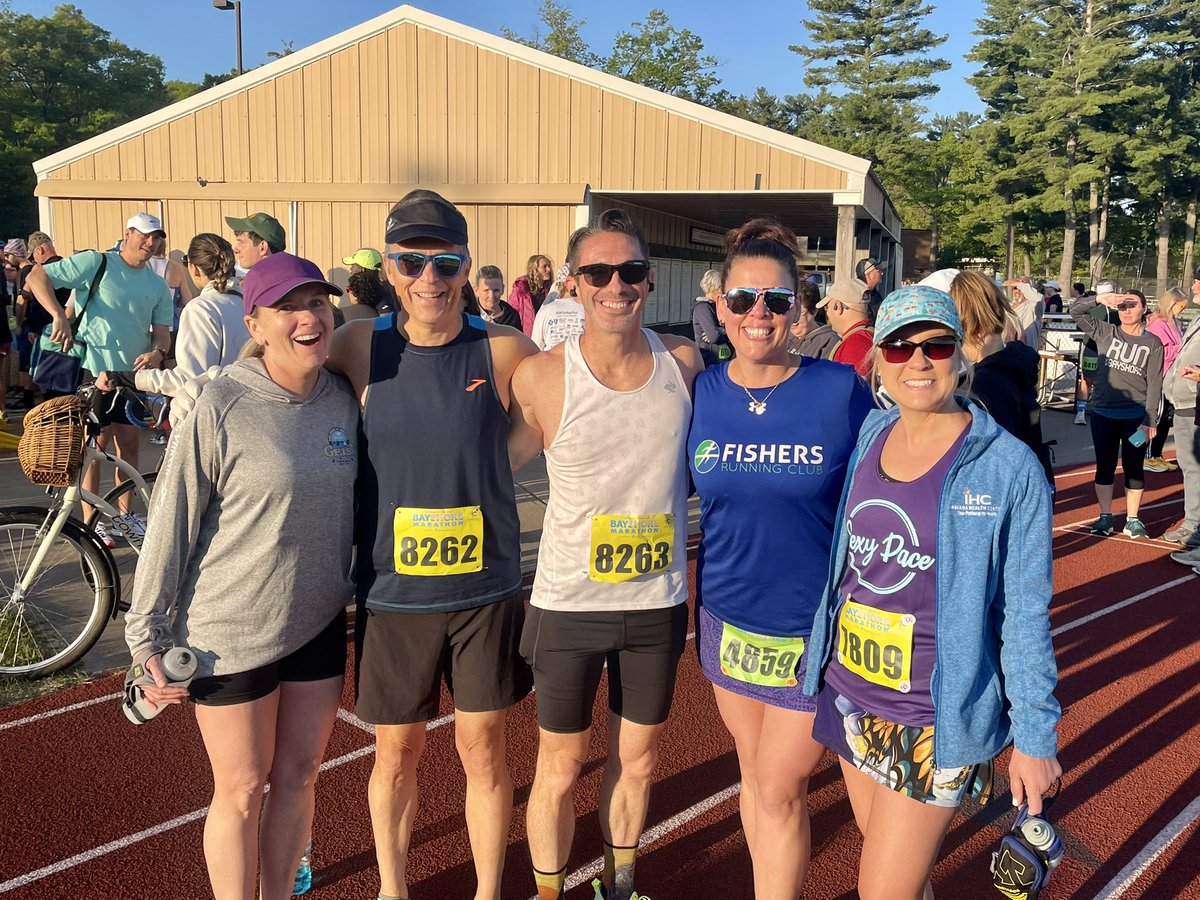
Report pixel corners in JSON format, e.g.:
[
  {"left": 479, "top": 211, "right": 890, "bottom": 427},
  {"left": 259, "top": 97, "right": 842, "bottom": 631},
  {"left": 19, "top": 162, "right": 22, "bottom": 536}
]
[{"left": 123, "top": 647, "right": 197, "bottom": 724}]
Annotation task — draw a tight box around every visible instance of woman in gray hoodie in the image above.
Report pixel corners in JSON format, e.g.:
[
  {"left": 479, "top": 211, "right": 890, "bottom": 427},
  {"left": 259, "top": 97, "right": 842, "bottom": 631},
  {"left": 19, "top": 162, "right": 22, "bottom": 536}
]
[{"left": 125, "top": 253, "right": 358, "bottom": 900}]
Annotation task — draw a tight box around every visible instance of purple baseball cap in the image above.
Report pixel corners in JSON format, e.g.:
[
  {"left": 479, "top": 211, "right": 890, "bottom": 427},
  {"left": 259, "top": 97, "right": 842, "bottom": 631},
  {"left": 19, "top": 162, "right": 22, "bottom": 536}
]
[{"left": 242, "top": 252, "right": 342, "bottom": 316}]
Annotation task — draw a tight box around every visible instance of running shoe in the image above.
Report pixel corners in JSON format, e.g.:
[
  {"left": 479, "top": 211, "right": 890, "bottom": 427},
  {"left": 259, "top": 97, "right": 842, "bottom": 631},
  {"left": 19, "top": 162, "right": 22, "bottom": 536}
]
[
  {"left": 1162, "top": 523, "right": 1198, "bottom": 546},
  {"left": 1143, "top": 457, "right": 1171, "bottom": 473},
  {"left": 94, "top": 522, "right": 117, "bottom": 549},
  {"left": 1089, "top": 514, "right": 1114, "bottom": 536},
  {"left": 1122, "top": 517, "right": 1149, "bottom": 540},
  {"left": 1170, "top": 546, "right": 1200, "bottom": 566},
  {"left": 1074, "top": 411, "right": 1087, "bottom": 425}
]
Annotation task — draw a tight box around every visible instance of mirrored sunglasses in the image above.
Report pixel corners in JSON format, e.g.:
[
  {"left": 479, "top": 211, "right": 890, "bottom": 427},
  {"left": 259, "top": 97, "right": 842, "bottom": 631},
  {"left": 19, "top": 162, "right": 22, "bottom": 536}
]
[
  {"left": 724, "top": 287, "right": 796, "bottom": 315},
  {"left": 387, "top": 251, "right": 466, "bottom": 279}
]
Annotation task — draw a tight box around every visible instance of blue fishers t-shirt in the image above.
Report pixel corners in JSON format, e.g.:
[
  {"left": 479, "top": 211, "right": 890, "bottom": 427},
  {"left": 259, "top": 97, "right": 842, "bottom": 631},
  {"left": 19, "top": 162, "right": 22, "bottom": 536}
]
[{"left": 688, "top": 357, "right": 875, "bottom": 637}]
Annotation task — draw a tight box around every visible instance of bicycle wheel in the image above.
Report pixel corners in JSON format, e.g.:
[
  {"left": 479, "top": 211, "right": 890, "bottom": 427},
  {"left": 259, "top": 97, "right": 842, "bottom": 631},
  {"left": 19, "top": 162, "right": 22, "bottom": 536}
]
[
  {"left": 87, "top": 472, "right": 157, "bottom": 613},
  {"left": 0, "top": 512, "right": 116, "bottom": 676}
]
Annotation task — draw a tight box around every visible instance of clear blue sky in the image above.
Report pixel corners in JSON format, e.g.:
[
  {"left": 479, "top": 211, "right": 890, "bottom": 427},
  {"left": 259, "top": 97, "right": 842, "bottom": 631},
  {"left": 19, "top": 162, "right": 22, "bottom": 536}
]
[{"left": 14, "top": 1, "right": 985, "bottom": 119}]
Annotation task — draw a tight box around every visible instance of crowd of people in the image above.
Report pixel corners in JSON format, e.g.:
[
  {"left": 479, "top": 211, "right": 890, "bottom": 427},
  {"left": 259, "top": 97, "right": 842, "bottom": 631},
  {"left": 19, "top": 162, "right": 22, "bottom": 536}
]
[{"left": 6, "top": 189, "right": 1200, "bottom": 900}]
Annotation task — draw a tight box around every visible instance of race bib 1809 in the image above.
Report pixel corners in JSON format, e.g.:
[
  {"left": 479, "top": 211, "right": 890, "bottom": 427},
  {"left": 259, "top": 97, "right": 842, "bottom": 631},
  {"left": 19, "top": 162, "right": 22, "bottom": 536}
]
[
  {"left": 588, "top": 514, "right": 674, "bottom": 583},
  {"left": 393, "top": 506, "right": 483, "bottom": 576},
  {"left": 719, "top": 622, "right": 805, "bottom": 688},
  {"left": 837, "top": 598, "right": 914, "bottom": 692}
]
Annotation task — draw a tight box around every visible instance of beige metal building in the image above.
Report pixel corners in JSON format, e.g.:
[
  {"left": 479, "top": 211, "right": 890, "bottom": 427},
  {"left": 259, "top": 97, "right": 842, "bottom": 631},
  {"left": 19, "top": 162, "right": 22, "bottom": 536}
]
[{"left": 32, "top": 5, "right": 901, "bottom": 324}]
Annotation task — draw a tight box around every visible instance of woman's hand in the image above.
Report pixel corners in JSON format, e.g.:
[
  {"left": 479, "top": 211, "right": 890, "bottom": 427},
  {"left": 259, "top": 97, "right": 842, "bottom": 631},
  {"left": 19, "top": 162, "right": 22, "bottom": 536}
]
[
  {"left": 1009, "top": 749, "right": 1062, "bottom": 815},
  {"left": 1181, "top": 364, "right": 1200, "bottom": 383},
  {"left": 138, "top": 653, "right": 190, "bottom": 708},
  {"left": 95, "top": 372, "right": 114, "bottom": 392},
  {"left": 1142, "top": 425, "right": 1157, "bottom": 441}
]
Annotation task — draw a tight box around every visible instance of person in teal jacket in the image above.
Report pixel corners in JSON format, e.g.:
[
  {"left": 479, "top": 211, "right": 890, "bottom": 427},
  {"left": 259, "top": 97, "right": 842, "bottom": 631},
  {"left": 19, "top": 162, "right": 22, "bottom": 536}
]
[{"left": 803, "top": 285, "right": 1061, "bottom": 900}]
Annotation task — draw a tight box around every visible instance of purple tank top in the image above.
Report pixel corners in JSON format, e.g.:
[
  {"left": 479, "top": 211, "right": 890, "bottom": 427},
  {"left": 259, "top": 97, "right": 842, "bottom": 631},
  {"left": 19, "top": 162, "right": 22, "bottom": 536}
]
[{"left": 823, "top": 421, "right": 966, "bottom": 726}]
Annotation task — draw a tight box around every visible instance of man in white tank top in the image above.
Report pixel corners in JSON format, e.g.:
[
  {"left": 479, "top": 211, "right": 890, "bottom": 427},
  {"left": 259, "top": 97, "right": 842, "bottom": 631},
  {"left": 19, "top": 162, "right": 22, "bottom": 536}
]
[{"left": 509, "top": 210, "right": 704, "bottom": 900}]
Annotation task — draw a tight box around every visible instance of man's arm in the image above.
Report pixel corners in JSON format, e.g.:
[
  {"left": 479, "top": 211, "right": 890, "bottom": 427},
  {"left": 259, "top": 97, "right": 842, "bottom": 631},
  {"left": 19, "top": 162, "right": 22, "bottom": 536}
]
[
  {"left": 508, "top": 352, "right": 547, "bottom": 473},
  {"left": 21, "top": 263, "right": 72, "bottom": 348},
  {"left": 327, "top": 317, "right": 376, "bottom": 404},
  {"left": 660, "top": 333, "right": 705, "bottom": 395}
]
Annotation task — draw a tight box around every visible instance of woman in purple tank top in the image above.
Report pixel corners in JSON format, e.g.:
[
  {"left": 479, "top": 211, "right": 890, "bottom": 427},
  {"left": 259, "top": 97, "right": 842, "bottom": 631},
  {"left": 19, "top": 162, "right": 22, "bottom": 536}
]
[{"left": 808, "top": 286, "right": 1062, "bottom": 900}]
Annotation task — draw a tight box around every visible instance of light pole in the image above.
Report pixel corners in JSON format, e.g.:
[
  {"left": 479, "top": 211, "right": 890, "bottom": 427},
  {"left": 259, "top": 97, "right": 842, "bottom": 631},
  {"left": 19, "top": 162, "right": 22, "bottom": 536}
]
[{"left": 212, "top": 0, "right": 243, "bottom": 75}]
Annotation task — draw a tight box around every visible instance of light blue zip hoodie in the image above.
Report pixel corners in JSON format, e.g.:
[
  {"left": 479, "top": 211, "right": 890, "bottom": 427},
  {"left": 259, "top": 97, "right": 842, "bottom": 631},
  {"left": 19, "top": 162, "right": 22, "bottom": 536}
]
[{"left": 803, "top": 399, "right": 1061, "bottom": 767}]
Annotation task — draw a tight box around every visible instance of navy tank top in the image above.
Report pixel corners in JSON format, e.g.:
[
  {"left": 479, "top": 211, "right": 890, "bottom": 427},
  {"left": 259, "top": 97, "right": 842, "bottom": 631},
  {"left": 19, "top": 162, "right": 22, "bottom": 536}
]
[{"left": 357, "top": 313, "right": 522, "bottom": 612}]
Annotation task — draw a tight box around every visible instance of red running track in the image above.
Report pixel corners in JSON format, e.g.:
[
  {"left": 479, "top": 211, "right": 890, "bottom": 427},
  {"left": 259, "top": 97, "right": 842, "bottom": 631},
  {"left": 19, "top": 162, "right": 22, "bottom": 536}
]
[{"left": 1, "top": 462, "right": 1199, "bottom": 899}]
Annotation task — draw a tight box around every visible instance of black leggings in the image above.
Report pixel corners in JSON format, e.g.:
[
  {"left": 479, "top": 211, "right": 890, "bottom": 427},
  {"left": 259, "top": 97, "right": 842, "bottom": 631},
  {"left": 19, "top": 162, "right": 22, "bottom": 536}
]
[
  {"left": 1151, "top": 400, "right": 1175, "bottom": 457},
  {"left": 1090, "top": 411, "right": 1145, "bottom": 489}
]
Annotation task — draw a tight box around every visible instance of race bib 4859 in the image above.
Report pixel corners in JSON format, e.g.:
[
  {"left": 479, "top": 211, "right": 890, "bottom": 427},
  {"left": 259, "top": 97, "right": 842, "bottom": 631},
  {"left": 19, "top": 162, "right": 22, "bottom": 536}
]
[
  {"left": 719, "top": 622, "right": 805, "bottom": 688},
  {"left": 589, "top": 514, "right": 674, "bottom": 583},
  {"left": 837, "top": 598, "right": 914, "bottom": 692},
  {"left": 393, "top": 506, "right": 483, "bottom": 576}
]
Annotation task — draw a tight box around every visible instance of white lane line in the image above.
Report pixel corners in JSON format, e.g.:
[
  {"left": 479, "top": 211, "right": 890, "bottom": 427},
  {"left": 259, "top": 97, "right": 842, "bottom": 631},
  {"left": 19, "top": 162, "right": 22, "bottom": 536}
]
[
  {"left": 0, "top": 741, "right": 383, "bottom": 893},
  {"left": 1052, "top": 575, "right": 1197, "bottom": 637},
  {"left": 337, "top": 708, "right": 376, "bottom": 734},
  {"left": 1093, "top": 793, "right": 1200, "bottom": 899},
  {"left": 557, "top": 782, "right": 742, "bottom": 894},
  {"left": 1053, "top": 497, "right": 1183, "bottom": 534},
  {"left": 0, "top": 692, "right": 122, "bottom": 731}
]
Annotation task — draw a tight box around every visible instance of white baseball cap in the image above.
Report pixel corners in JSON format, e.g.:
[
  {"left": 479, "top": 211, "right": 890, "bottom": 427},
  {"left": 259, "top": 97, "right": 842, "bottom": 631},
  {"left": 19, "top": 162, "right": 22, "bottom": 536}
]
[{"left": 126, "top": 212, "right": 165, "bottom": 237}]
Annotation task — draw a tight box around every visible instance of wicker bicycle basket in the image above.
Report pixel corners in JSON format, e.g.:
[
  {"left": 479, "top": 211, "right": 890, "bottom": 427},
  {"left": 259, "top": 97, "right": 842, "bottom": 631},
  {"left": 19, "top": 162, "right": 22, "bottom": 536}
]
[{"left": 17, "top": 395, "right": 86, "bottom": 487}]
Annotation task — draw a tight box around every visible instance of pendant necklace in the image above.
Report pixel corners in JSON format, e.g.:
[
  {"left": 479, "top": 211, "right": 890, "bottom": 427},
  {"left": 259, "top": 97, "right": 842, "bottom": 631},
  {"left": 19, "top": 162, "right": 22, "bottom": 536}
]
[{"left": 738, "top": 375, "right": 788, "bottom": 415}]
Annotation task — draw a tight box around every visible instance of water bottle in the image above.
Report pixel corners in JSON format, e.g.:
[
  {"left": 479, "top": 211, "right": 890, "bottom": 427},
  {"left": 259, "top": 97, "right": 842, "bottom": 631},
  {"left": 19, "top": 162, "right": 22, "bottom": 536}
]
[
  {"left": 122, "top": 647, "right": 197, "bottom": 724},
  {"left": 1018, "top": 811, "right": 1064, "bottom": 871},
  {"left": 292, "top": 839, "right": 313, "bottom": 895},
  {"left": 109, "top": 511, "right": 147, "bottom": 549}
]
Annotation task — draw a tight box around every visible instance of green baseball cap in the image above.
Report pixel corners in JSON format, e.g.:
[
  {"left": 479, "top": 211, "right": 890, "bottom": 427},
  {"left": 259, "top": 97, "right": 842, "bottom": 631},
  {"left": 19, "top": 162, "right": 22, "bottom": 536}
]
[{"left": 224, "top": 212, "right": 286, "bottom": 253}]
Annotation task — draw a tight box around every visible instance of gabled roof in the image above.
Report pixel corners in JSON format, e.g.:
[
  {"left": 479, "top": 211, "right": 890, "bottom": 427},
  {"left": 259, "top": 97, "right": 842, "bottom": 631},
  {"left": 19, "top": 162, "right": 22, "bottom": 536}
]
[{"left": 35, "top": 4, "right": 871, "bottom": 181}]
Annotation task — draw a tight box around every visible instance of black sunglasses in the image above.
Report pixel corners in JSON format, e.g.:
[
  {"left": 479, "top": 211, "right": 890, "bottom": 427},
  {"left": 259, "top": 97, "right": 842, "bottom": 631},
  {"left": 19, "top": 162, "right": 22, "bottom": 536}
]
[
  {"left": 724, "top": 287, "right": 796, "bottom": 315},
  {"left": 572, "top": 261, "right": 650, "bottom": 287},
  {"left": 878, "top": 337, "right": 959, "bottom": 364},
  {"left": 1116, "top": 301, "right": 1141, "bottom": 311},
  {"left": 387, "top": 251, "right": 467, "bottom": 279}
]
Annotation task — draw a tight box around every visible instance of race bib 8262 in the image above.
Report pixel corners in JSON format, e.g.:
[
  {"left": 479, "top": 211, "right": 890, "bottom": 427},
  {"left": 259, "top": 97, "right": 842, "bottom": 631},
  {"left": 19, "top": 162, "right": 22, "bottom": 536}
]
[{"left": 393, "top": 506, "right": 483, "bottom": 576}]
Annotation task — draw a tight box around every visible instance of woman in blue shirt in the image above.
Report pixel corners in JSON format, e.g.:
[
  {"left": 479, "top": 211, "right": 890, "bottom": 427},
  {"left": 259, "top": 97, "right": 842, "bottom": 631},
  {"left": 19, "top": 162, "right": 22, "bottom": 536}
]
[{"left": 687, "top": 218, "right": 874, "bottom": 899}]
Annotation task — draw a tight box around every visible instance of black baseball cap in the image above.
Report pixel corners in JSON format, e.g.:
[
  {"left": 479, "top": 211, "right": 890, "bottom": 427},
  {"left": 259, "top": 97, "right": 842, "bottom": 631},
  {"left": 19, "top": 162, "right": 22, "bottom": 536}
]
[
  {"left": 855, "top": 257, "right": 887, "bottom": 280},
  {"left": 384, "top": 190, "right": 468, "bottom": 246}
]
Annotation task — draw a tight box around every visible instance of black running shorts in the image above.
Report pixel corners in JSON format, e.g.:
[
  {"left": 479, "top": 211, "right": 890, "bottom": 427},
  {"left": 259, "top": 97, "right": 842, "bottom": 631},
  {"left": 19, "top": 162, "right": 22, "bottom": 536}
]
[
  {"left": 520, "top": 604, "right": 688, "bottom": 734},
  {"left": 189, "top": 608, "right": 347, "bottom": 706},
  {"left": 354, "top": 593, "right": 532, "bottom": 725}
]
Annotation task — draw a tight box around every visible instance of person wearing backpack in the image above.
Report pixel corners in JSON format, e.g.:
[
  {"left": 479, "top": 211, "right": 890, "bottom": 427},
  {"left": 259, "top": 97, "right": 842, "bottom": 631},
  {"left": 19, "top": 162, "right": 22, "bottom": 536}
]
[
  {"left": 21, "top": 212, "right": 173, "bottom": 545},
  {"left": 948, "top": 271, "right": 1056, "bottom": 490}
]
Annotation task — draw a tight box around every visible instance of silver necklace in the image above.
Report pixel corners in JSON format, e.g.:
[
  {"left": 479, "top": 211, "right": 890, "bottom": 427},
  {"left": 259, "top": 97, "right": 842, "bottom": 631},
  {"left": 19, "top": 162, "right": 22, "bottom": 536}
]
[{"left": 740, "top": 380, "right": 785, "bottom": 415}]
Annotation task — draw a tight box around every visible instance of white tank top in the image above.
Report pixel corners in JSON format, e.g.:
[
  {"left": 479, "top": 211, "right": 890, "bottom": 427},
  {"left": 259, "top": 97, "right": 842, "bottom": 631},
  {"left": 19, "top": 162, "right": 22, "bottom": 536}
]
[{"left": 532, "top": 330, "right": 691, "bottom": 612}]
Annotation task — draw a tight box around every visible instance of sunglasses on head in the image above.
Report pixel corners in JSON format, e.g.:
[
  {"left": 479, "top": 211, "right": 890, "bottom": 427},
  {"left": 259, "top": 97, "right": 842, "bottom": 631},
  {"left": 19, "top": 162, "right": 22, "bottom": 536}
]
[
  {"left": 387, "top": 251, "right": 467, "bottom": 279},
  {"left": 572, "top": 260, "right": 651, "bottom": 287},
  {"left": 878, "top": 336, "right": 959, "bottom": 364},
  {"left": 724, "top": 287, "right": 796, "bottom": 315}
]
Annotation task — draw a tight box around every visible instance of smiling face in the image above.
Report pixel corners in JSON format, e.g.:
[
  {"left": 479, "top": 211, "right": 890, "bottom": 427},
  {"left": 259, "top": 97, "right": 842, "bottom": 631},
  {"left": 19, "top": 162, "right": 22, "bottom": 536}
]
[
  {"left": 718, "top": 256, "right": 797, "bottom": 366},
  {"left": 572, "top": 232, "right": 649, "bottom": 335},
  {"left": 122, "top": 228, "right": 159, "bottom": 267},
  {"left": 876, "top": 322, "right": 963, "bottom": 416},
  {"left": 246, "top": 283, "right": 335, "bottom": 388},
  {"left": 385, "top": 237, "right": 471, "bottom": 331}
]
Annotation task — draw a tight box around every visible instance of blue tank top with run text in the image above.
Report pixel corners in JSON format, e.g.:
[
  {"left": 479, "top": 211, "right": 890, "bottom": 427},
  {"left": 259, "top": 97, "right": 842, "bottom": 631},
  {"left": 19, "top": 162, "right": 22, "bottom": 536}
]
[{"left": 688, "top": 358, "right": 875, "bottom": 637}]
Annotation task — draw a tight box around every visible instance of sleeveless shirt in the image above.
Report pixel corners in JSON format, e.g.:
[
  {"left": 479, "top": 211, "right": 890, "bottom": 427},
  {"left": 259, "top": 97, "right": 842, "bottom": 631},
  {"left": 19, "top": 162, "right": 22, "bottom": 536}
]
[
  {"left": 531, "top": 330, "right": 691, "bottom": 612},
  {"left": 357, "top": 313, "right": 522, "bottom": 612}
]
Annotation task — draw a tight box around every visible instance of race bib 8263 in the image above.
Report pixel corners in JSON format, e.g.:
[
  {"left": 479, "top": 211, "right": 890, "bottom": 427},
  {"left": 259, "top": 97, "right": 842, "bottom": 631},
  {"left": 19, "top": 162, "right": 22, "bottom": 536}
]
[{"left": 588, "top": 514, "right": 674, "bottom": 583}]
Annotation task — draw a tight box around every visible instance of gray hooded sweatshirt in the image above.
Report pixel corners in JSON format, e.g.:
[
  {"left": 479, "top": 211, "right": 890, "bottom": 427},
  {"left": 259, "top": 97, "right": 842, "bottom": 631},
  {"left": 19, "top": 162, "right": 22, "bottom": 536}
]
[{"left": 125, "top": 359, "right": 358, "bottom": 677}]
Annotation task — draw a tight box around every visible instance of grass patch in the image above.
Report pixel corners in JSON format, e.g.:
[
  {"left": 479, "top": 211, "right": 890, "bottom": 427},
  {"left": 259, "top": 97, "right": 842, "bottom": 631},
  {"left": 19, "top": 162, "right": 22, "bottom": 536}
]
[
  {"left": 0, "top": 666, "right": 89, "bottom": 707},
  {"left": 0, "top": 606, "right": 91, "bottom": 707}
]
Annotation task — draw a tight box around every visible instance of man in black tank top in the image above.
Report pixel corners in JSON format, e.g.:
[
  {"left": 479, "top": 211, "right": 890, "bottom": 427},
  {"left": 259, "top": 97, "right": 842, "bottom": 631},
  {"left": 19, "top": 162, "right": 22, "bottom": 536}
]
[
  {"left": 507, "top": 210, "right": 704, "bottom": 900},
  {"left": 327, "top": 190, "right": 537, "bottom": 900}
]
